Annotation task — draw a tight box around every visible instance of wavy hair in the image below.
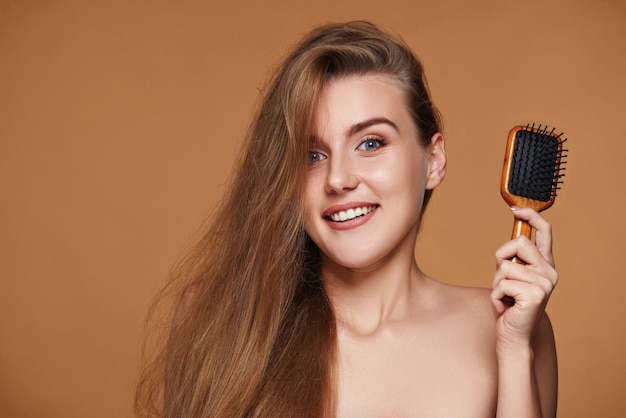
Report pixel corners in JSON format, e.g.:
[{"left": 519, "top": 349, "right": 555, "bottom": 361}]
[{"left": 135, "top": 20, "right": 442, "bottom": 417}]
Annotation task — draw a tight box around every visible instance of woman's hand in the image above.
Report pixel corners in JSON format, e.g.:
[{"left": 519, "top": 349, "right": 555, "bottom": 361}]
[{"left": 491, "top": 207, "right": 558, "bottom": 348}]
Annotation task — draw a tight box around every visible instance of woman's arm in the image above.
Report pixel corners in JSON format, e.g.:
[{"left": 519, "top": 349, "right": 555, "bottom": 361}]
[{"left": 491, "top": 207, "right": 559, "bottom": 417}]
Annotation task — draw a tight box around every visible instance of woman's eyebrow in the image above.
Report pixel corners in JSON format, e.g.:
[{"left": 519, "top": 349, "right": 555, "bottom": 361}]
[
  {"left": 309, "top": 117, "right": 400, "bottom": 146},
  {"left": 348, "top": 117, "right": 400, "bottom": 136}
]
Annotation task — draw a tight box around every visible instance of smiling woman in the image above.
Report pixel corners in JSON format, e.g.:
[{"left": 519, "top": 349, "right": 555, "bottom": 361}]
[
  {"left": 136, "top": 21, "right": 558, "bottom": 418},
  {"left": 304, "top": 74, "right": 445, "bottom": 270}
]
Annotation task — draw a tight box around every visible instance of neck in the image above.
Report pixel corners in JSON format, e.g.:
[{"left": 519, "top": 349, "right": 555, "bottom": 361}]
[{"left": 321, "top": 249, "right": 427, "bottom": 337}]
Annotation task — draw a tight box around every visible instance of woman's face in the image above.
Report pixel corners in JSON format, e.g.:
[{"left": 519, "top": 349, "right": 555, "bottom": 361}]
[{"left": 304, "top": 73, "right": 445, "bottom": 271}]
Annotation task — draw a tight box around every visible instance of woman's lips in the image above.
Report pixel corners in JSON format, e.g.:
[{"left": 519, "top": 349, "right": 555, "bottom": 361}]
[
  {"left": 323, "top": 203, "right": 379, "bottom": 230},
  {"left": 327, "top": 205, "right": 377, "bottom": 222}
]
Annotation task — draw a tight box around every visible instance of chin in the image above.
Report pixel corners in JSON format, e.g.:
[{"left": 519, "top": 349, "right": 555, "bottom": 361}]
[{"left": 321, "top": 249, "right": 387, "bottom": 272}]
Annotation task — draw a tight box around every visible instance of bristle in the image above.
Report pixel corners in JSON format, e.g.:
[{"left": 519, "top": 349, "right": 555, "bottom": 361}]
[{"left": 508, "top": 124, "right": 567, "bottom": 202}]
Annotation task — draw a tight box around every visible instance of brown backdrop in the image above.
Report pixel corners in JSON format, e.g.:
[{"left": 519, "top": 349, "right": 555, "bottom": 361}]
[{"left": 1, "top": 0, "right": 625, "bottom": 417}]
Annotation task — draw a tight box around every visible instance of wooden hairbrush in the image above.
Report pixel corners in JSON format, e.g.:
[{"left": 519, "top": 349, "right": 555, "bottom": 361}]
[{"left": 501, "top": 123, "right": 567, "bottom": 244}]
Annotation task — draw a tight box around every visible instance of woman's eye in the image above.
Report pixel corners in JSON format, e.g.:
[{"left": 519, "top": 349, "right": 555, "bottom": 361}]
[
  {"left": 308, "top": 151, "right": 326, "bottom": 163},
  {"left": 358, "top": 138, "right": 384, "bottom": 151}
]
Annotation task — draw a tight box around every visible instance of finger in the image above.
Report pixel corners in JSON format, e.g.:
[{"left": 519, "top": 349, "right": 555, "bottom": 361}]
[
  {"left": 492, "top": 278, "right": 551, "bottom": 310},
  {"left": 492, "top": 259, "right": 557, "bottom": 293},
  {"left": 491, "top": 280, "right": 523, "bottom": 315},
  {"left": 495, "top": 236, "right": 525, "bottom": 263},
  {"left": 495, "top": 235, "right": 543, "bottom": 267}
]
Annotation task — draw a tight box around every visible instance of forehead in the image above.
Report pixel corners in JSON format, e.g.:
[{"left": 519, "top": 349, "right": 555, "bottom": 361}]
[{"left": 313, "top": 73, "right": 411, "bottom": 137}]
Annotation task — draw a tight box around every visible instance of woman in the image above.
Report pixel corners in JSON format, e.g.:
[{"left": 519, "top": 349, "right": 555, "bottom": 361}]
[{"left": 136, "top": 21, "right": 558, "bottom": 417}]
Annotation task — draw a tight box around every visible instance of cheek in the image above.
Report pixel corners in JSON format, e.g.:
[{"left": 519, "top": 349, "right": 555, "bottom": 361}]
[{"left": 367, "top": 151, "right": 427, "bottom": 194}]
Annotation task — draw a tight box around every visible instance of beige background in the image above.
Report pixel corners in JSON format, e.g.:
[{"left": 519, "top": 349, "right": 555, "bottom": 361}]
[{"left": 1, "top": 0, "right": 625, "bottom": 417}]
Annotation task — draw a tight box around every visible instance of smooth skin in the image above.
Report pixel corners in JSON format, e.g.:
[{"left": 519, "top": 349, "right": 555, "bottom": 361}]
[{"left": 305, "top": 74, "right": 557, "bottom": 417}]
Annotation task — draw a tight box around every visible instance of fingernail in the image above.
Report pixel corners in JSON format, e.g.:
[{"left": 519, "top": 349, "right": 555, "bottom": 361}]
[{"left": 510, "top": 206, "right": 521, "bottom": 211}]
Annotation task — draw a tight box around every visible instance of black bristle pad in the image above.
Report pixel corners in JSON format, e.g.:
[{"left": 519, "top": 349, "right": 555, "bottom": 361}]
[{"left": 509, "top": 129, "right": 559, "bottom": 202}]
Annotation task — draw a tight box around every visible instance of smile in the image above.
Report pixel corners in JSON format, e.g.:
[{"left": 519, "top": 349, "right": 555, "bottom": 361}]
[{"left": 327, "top": 205, "right": 378, "bottom": 222}]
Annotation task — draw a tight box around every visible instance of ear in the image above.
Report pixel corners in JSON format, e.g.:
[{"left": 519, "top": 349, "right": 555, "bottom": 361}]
[{"left": 425, "top": 133, "right": 447, "bottom": 190}]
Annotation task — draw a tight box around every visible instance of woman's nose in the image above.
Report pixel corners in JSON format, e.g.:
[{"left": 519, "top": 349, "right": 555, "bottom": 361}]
[{"left": 325, "top": 156, "right": 359, "bottom": 194}]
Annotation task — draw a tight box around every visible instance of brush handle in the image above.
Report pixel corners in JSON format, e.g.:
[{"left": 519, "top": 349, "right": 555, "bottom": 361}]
[
  {"left": 511, "top": 219, "right": 532, "bottom": 240},
  {"left": 511, "top": 218, "right": 532, "bottom": 264}
]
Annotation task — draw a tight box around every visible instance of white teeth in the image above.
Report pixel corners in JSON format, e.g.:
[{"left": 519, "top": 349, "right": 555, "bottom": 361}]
[{"left": 330, "top": 206, "right": 376, "bottom": 222}]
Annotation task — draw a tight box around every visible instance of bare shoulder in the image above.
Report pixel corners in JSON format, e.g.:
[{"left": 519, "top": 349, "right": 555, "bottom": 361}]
[
  {"left": 407, "top": 278, "right": 499, "bottom": 357},
  {"left": 433, "top": 280, "right": 492, "bottom": 303},
  {"left": 335, "top": 278, "right": 501, "bottom": 417},
  {"left": 426, "top": 279, "right": 495, "bottom": 324}
]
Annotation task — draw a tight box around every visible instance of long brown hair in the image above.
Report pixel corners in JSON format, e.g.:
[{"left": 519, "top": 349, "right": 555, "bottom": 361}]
[{"left": 135, "top": 21, "right": 442, "bottom": 417}]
